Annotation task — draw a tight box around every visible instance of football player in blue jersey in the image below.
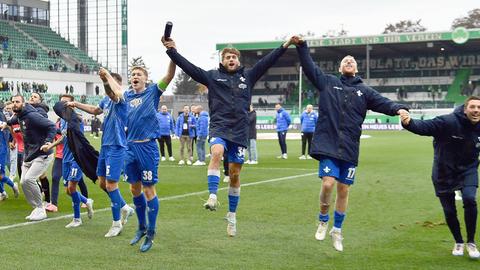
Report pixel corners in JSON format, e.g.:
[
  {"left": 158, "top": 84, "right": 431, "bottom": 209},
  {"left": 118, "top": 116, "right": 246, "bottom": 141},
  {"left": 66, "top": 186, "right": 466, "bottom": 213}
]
[
  {"left": 163, "top": 36, "right": 295, "bottom": 237},
  {"left": 123, "top": 62, "right": 175, "bottom": 252},
  {"left": 45, "top": 94, "right": 94, "bottom": 228},
  {"left": 69, "top": 68, "right": 135, "bottom": 237}
]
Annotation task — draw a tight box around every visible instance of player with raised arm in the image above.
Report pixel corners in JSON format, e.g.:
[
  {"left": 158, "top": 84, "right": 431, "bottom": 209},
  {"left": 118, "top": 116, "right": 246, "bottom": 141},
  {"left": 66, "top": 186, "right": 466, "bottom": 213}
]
[
  {"left": 69, "top": 68, "right": 134, "bottom": 236},
  {"left": 45, "top": 94, "right": 94, "bottom": 228},
  {"left": 123, "top": 60, "right": 175, "bottom": 252},
  {"left": 163, "top": 35, "right": 295, "bottom": 237},
  {"left": 292, "top": 36, "right": 408, "bottom": 252}
]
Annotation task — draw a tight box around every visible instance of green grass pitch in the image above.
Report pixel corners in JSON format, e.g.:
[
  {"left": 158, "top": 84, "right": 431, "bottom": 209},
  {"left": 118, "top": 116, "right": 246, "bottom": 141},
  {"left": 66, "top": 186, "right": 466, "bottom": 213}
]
[{"left": 0, "top": 131, "right": 478, "bottom": 269}]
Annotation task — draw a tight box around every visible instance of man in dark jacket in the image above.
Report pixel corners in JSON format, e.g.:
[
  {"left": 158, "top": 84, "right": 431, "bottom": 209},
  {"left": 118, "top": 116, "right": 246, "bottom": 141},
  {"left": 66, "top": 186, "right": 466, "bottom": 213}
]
[
  {"left": 401, "top": 96, "right": 480, "bottom": 259},
  {"left": 292, "top": 36, "right": 408, "bottom": 252},
  {"left": 4, "top": 95, "right": 55, "bottom": 221},
  {"left": 163, "top": 36, "right": 295, "bottom": 237},
  {"left": 246, "top": 105, "right": 258, "bottom": 164}
]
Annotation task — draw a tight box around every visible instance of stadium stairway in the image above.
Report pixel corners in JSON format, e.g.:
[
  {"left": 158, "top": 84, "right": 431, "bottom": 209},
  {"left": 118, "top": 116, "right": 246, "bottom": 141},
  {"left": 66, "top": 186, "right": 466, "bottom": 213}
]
[{"left": 445, "top": 68, "right": 472, "bottom": 105}]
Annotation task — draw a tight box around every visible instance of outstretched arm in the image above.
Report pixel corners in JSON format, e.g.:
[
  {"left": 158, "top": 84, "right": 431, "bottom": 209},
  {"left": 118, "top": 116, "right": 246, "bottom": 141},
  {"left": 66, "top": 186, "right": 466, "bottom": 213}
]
[
  {"left": 160, "top": 60, "right": 176, "bottom": 86},
  {"left": 247, "top": 38, "right": 293, "bottom": 83},
  {"left": 163, "top": 37, "right": 210, "bottom": 86},
  {"left": 99, "top": 67, "right": 123, "bottom": 102},
  {"left": 401, "top": 111, "right": 448, "bottom": 136},
  {"left": 294, "top": 36, "right": 327, "bottom": 91},
  {"left": 40, "top": 134, "right": 65, "bottom": 152},
  {"left": 68, "top": 101, "right": 102, "bottom": 115}
]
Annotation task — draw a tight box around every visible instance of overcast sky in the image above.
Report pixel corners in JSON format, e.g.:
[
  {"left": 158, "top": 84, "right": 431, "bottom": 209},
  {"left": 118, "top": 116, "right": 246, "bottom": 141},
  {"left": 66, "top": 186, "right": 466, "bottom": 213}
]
[{"left": 127, "top": 0, "right": 478, "bottom": 92}]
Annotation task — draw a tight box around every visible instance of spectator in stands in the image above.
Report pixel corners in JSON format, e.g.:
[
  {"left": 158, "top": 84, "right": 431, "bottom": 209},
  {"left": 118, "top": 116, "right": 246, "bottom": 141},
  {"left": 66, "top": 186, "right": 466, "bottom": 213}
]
[
  {"left": 245, "top": 104, "right": 258, "bottom": 164},
  {"left": 69, "top": 85, "right": 74, "bottom": 94},
  {"left": 95, "top": 85, "right": 100, "bottom": 96},
  {"left": 2, "top": 38, "right": 8, "bottom": 51},
  {"left": 299, "top": 104, "right": 317, "bottom": 160},
  {"left": 275, "top": 103, "right": 291, "bottom": 159},
  {"left": 7, "top": 54, "right": 12, "bottom": 67},
  {"left": 258, "top": 97, "right": 264, "bottom": 106}
]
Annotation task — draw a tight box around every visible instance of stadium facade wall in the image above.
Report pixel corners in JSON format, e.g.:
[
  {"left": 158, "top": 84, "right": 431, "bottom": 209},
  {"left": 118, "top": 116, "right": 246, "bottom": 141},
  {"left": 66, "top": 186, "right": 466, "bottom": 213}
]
[{"left": 0, "top": 68, "right": 102, "bottom": 94}]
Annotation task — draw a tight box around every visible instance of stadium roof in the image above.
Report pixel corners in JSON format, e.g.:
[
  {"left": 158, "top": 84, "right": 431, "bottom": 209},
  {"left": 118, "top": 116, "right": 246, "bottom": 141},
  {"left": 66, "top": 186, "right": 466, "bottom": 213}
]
[
  {"left": 216, "top": 28, "right": 480, "bottom": 68},
  {"left": 216, "top": 27, "right": 480, "bottom": 51}
]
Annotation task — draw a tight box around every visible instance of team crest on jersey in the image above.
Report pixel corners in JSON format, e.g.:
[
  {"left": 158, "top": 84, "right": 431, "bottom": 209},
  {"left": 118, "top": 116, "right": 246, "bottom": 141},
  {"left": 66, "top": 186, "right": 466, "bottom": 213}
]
[
  {"left": 356, "top": 90, "right": 363, "bottom": 97},
  {"left": 129, "top": 98, "right": 143, "bottom": 108},
  {"left": 238, "top": 83, "right": 247, "bottom": 89},
  {"left": 240, "top": 76, "right": 246, "bottom": 82}
]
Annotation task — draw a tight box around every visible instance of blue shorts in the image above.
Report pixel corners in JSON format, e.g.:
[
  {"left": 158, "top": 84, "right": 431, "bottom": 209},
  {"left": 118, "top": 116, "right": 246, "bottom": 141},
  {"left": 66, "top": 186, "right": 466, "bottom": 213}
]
[
  {"left": 0, "top": 151, "right": 6, "bottom": 175},
  {"left": 318, "top": 156, "right": 357, "bottom": 185},
  {"left": 63, "top": 161, "right": 83, "bottom": 186},
  {"left": 97, "top": 145, "right": 126, "bottom": 182},
  {"left": 209, "top": 137, "right": 245, "bottom": 164},
  {"left": 125, "top": 140, "right": 159, "bottom": 186}
]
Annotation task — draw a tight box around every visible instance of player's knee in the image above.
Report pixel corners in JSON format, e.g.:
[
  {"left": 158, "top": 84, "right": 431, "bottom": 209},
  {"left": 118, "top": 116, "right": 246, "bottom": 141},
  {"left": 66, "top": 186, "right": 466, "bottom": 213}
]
[
  {"left": 143, "top": 186, "right": 156, "bottom": 200},
  {"left": 66, "top": 186, "right": 76, "bottom": 195},
  {"left": 321, "top": 181, "right": 334, "bottom": 191},
  {"left": 462, "top": 195, "right": 477, "bottom": 208}
]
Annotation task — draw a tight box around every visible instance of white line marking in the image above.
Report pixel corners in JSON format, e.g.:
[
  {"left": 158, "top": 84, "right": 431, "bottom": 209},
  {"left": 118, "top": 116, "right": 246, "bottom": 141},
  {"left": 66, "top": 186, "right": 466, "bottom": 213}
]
[
  {"left": 0, "top": 172, "right": 316, "bottom": 231},
  {"left": 159, "top": 165, "right": 316, "bottom": 171}
]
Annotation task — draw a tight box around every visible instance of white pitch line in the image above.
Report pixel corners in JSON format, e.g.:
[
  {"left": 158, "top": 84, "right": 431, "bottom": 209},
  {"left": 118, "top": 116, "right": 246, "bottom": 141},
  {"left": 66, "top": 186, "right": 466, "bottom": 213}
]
[
  {"left": 159, "top": 165, "right": 316, "bottom": 171},
  {"left": 0, "top": 172, "right": 316, "bottom": 231}
]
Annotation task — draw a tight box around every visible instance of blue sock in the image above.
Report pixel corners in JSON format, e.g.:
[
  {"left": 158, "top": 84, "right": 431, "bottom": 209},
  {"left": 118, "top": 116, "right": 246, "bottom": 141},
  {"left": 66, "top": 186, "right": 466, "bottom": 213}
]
[
  {"left": 333, "top": 210, "right": 346, "bottom": 229},
  {"left": 71, "top": 191, "right": 81, "bottom": 219},
  {"left": 228, "top": 187, "right": 240, "bottom": 213},
  {"left": 0, "top": 182, "right": 4, "bottom": 193},
  {"left": 79, "top": 193, "right": 88, "bottom": 204},
  {"left": 119, "top": 195, "right": 126, "bottom": 208},
  {"left": 1, "top": 176, "right": 14, "bottom": 188},
  {"left": 319, "top": 213, "right": 330, "bottom": 223},
  {"left": 207, "top": 170, "right": 220, "bottom": 194},
  {"left": 147, "top": 196, "right": 159, "bottom": 233},
  {"left": 108, "top": 189, "right": 123, "bottom": 222},
  {"left": 133, "top": 193, "right": 147, "bottom": 230}
]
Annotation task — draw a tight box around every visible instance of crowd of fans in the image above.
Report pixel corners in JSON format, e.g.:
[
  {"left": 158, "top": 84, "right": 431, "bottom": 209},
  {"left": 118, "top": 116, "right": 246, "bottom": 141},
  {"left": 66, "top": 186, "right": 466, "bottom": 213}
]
[
  {"left": 74, "top": 63, "right": 91, "bottom": 74},
  {"left": 48, "top": 50, "right": 61, "bottom": 58},
  {"left": 25, "top": 49, "right": 37, "bottom": 60},
  {"left": 0, "top": 80, "right": 48, "bottom": 93}
]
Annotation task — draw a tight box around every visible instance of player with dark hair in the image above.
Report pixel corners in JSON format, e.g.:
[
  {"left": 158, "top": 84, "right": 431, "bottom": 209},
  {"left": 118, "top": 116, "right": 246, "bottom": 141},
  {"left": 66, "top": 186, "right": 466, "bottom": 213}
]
[
  {"left": 2, "top": 95, "right": 56, "bottom": 221},
  {"left": 45, "top": 94, "right": 94, "bottom": 228},
  {"left": 401, "top": 96, "right": 480, "bottom": 259}
]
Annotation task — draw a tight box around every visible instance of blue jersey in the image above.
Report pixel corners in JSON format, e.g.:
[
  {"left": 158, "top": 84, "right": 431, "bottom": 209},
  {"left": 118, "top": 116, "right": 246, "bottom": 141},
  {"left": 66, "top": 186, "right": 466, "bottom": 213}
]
[
  {"left": 98, "top": 96, "right": 127, "bottom": 147},
  {"left": 61, "top": 119, "right": 84, "bottom": 163},
  {"left": 124, "top": 82, "right": 166, "bottom": 141}
]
